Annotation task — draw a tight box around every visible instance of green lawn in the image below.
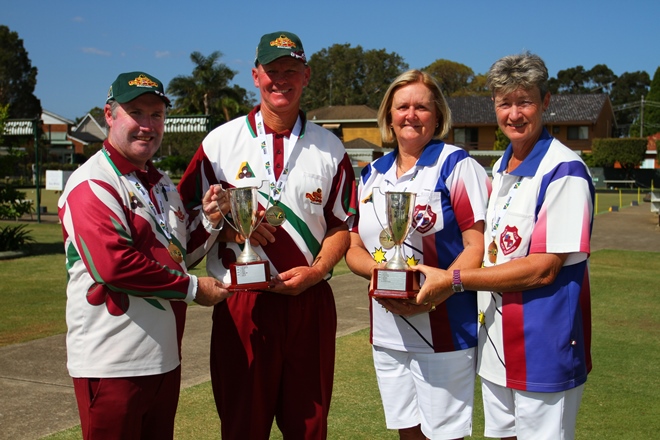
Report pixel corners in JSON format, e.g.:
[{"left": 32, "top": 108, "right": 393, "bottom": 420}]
[{"left": 2, "top": 213, "right": 659, "bottom": 439}]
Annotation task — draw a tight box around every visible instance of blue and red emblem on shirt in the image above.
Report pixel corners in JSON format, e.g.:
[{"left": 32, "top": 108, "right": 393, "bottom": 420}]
[
  {"left": 500, "top": 225, "right": 522, "bottom": 256},
  {"left": 413, "top": 204, "right": 436, "bottom": 234}
]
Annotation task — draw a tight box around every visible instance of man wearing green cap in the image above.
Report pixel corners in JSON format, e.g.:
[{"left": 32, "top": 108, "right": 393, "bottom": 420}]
[
  {"left": 179, "top": 32, "right": 357, "bottom": 439},
  {"left": 58, "top": 71, "right": 233, "bottom": 439}
]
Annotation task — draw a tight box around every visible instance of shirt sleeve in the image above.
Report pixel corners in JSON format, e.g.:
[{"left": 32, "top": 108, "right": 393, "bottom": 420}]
[
  {"left": 60, "top": 178, "right": 195, "bottom": 302},
  {"left": 178, "top": 145, "right": 224, "bottom": 267},
  {"left": 530, "top": 160, "right": 593, "bottom": 255},
  {"left": 448, "top": 156, "right": 492, "bottom": 232},
  {"left": 324, "top": 151, "right": 357, "bottom": 232}
]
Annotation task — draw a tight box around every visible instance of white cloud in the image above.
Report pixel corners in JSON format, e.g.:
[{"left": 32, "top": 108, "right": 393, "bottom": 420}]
[
  {"left": 81, "top": 47, "right": 111, "bottom": 57},
  {"left": 155, "top": 51, "right": 171, "bottom": 59},
  {"left": 72, "top": 16, "right": 84, "bottom": 23}
]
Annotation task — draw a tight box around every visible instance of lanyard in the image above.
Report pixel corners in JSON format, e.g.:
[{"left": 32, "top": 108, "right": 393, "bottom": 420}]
[
  {"left": 254, "top": 111, "right": 302, "bottom": 203},
  {"left": 102, "top": 148, "right": 173, "bottom": 242},
  {"left": 490, "top": 176, "right": 523, "bottom": 240}
]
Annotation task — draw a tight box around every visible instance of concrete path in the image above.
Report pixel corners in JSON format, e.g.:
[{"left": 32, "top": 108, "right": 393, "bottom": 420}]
[{"left": 1, "top": 203, "right": 658, "bottom": 439}]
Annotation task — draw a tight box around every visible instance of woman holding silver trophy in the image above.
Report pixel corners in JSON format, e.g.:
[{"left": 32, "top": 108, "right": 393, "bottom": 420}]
[{"left": 345, "top": 69, "right": 491, "bottom": 439}]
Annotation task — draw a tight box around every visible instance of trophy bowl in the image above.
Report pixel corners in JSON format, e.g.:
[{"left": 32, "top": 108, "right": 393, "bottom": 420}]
[
  {"left": 371, "top": 191, "right": 419, "bottom": 299},
  {"left": 222, "top": 186, "right": 271, "bottom": 291}
]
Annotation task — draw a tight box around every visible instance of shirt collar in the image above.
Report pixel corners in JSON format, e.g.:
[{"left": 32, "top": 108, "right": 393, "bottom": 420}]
[
  {"left": 103, "top": 140, "right": 161, "bottom": 185},
  {"left": 497, "top": 128, "right": 553, "bottom": 176},
  {"left": 373, "top": 139, "right": 445, "bottom": 173},
  {"left": 246, "top": 105, "right": 307, "bottom": 138}
]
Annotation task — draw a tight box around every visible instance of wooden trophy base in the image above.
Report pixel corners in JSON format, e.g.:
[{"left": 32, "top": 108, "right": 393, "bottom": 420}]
[
  {"left": 370, "top": 268, "right": 419, "bottom": 299},
  {"left": 229, "top": 261, "right": 272, "bottom": 291}
]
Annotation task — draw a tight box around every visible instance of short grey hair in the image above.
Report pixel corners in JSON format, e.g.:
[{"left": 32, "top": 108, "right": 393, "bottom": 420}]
[
  {"left": 377, "top": 69, "right": 452, "bottom": 144},
  {"left": 486, "top": 52, "right": 549, "bottom": 98}
]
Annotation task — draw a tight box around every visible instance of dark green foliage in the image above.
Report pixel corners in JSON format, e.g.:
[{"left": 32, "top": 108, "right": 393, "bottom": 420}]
[
  {"left": 0, "top": 185, "right": 33, "bottom": 220},
  {"left": 0, "top": 224, "right": 34, "bottom": 251},
  {"left": 630, "top": 66, "right": 660, "bottom": 137},
  {"left": 493, "top": 127, "right": 510, "bottom": 150},
  {"left": 302, "top": 44, "right": 408, "bottom": 110},
  {"left": 0, "top": 25, "right": 41, "bottom": 118},
  {"left": 166, "top": 51, "right": 253, "bottom": 128},
  {"left": 592, "top": 138, "right": 647, "bottom": 171}
]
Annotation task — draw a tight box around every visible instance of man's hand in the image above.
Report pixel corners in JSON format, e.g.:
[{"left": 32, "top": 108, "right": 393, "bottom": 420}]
[
  {"left": 194, "top": 277, "right": 233, "bottom": 306},
  {"left": 218, "top": 210, "right": 277, "bottom": 245},
  {"left": 268, "top": 265, "right": 325, "bottom": 296},
  {"left": 202, "top": 185, "right": 230, "bottom": 228}
]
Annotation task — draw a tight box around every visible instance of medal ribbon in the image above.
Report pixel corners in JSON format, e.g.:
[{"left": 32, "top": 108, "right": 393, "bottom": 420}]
[
  {"left": 255, "top": 111, "right": 302, "bottom": 203},
  {"left": 102, "top": 148, "right": 175, "bottom": 243}
]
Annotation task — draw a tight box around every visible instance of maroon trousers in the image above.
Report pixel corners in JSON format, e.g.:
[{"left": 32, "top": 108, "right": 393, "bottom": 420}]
[
  {"left": 72, "top": 366, "right": 181, "bottom": 440},
  {"left": 210, "top": 282, "right": 337, "bottom": 439}
]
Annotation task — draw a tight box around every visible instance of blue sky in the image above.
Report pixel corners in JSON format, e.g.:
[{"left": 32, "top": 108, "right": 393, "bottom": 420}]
[{"left": 3, "top": 0, "right": 659, "bottom": 121}]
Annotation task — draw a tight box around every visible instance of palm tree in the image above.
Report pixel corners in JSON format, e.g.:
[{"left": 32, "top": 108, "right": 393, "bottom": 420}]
[{"left": 167, "top": 51, "right": 252, "bottom": 127}]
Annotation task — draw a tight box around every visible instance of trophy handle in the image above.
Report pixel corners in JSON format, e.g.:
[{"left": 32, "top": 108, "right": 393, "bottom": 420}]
[
  {"left": 371, "top": 187, "right": 391, "bottom": 240},
  {"left": 215, "top": 186, "right": 241, "bottom": 234},
  {"left": 253, "top": 180, "right": 271, "bottom": 230}
]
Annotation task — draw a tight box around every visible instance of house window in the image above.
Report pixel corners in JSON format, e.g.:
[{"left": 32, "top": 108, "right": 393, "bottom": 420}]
[
  {"left": 454, "top": 128, "right": 479, "bottom": 148},
  {"left": 567, "top": 126, "right": 589, "bottom": 140}
]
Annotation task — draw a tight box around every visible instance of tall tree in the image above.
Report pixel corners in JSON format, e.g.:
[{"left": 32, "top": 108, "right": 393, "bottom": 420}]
[
  {"left": 610, "top": 71, "right": 650, "bottom": 136},
  {"left": 548, "top": 65, "right": 590, "bottom": 94},
  {"left": 630, "top": 66, "right": 660, "bottom": 137},
  {"left": 548, "top": 64, "right": 616, "bottom": 95},
  {"left": 167, "top": 51, "right": 253, "bottom": 129},
  {"left": 422, "top": 59, "right": 475, "bottom": 97},
  {"left": 302, "top": 44, "right": 407, "bottom": 110},
  {"left": 0, "top": 25, "right": 41, "bottom": 119}
]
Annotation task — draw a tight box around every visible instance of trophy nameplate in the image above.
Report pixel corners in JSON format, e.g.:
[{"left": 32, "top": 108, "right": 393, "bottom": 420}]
[
  {"left": 229, "top": 261, "right": 272, "bottom": 291},
  {"left": 371, "top": 268, "right": 419, "bottom": 299}
]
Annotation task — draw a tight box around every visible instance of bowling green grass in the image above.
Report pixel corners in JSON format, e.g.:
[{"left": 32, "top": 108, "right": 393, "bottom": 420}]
[{"left": 1, "top": 219, "right": 659, "bottom": 439}]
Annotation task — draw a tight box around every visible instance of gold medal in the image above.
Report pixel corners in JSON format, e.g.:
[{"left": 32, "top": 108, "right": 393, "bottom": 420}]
[
  {"left": 168, "top": 242, "right": 183, "bottom": 264},
  {"left": 488, "top": 240, "right": 497, "bottom": 264},
  {"left": 379, "top": 229, "right": 395, "bottom": 250},
  {"left": 265, "top": 205, "right": 286, "bottom": 226}
]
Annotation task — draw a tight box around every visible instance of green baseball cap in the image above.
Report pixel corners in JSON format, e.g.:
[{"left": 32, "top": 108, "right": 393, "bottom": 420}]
[
  {"left": 254, "top": 31, "right": 307, "bottom": 67},
  {"left": 106, "top": 71, "right": 171, "bottom": 107}
]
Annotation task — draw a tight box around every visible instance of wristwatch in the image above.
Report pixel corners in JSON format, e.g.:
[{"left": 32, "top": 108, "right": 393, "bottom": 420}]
[{"left": 452, "top": 270, "right": 465, "bottom": 293}]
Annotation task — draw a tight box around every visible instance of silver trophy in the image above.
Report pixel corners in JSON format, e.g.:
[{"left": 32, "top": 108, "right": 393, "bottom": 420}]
[
  {"left": 220, "top": 185, "right": 271, "bottom": 290},
  {"left": 372, "top": 191, "right": 420, "bottom": 298}
]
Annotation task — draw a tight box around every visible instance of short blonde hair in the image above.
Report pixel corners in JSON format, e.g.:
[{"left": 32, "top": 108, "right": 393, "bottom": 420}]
[{"left": 377, "top": 69, "right": 452, "bottom": 144}]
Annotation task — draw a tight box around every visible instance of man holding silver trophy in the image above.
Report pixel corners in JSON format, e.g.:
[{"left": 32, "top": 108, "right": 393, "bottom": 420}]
[
  {"left": 178, "top": 31, "right": 357, "bottom": 439},
  {"left": 345, "top": 70, "right": 491, "bottom": 439}
]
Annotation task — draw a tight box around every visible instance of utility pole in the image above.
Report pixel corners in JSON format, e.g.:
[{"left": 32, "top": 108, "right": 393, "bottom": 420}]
[{"left": 640, "top": 96, "right": 644, "bottom": 137}]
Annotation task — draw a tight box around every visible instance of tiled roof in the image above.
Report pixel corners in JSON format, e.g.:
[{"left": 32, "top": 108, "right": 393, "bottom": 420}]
[
  {"left": 447, "top": 96, "right": 495, "bottom": 124},
  {"left": 543, "top": 94, "right": 610, "bottom": 123},
  {"left": 307, "top": 105, "right": 377, "bottom": 121},
  {"left": 344, "top": 138, "right": 381, "bottom": 150},
  {"left": 447, "top": 94, "right": 611, "bottom": 125}
]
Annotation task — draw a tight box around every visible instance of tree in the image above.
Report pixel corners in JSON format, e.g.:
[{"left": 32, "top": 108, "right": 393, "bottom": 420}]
[
  {"left": 592, "top": 138, "right": 647, "bottom": 176},
  {"left": 548, "top": 64, "right": 616, "bottom": 95},
  {"left": 639, "top": 66, "right": 660, "bottom": 136},
  {"left": 610, "top": 71, "right": 650, "bottom": 136},
  {"left": 422, "top": 59, "right": 475, "bottom": 97},
  {"left": 167, "top": 51, "right": 253, "bottom": 129},
  {"left": 0, "top": 102, "right": 8, "bottom": 146},
  {"left": 302, "top": 44, "right": 408, "bottom": 110},
  {"left": 0, "top": 25, "right": 41, "bottom": 119}
]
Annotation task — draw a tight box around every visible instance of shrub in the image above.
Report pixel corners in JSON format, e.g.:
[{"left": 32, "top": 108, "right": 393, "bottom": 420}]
[
  {"left": 0, "top": 185, "right": 34, "bottom": 220},
  {"left": 0, "top": 224, "right": 34, "bottom": 252}
]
